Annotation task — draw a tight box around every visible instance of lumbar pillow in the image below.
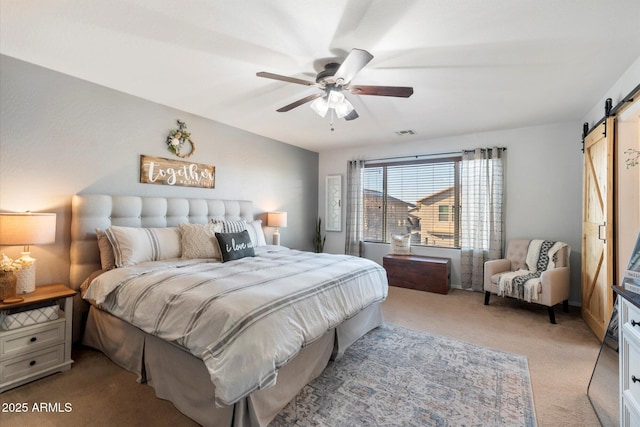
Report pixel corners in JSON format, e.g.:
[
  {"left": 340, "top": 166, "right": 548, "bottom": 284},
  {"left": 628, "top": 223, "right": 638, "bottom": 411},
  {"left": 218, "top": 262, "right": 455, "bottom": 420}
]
[
  {"left": 95, "top": 228, "right": 116, "bottom": 270},
  {"left": 215, "top": 230, "right": 255, "bottom": 262},
  {"left": 389, "top": 233, "right": 412, "bottom": 255},
  {"left": 104, "top": 226, "right": 182, "bottom": 267},
  {"left": 179, "top": 222, "right": 223, "bottom": 260}
]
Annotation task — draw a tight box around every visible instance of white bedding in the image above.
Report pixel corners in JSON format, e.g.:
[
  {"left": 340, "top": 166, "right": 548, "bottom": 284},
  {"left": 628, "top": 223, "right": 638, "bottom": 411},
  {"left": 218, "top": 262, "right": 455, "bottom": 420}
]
[{"left": 83, "top": 245, "right": 388, "bottom": 406}]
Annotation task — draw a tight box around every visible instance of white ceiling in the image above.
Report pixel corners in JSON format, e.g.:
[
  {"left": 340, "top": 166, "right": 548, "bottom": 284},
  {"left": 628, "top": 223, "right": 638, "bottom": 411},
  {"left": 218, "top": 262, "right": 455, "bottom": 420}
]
[{"left": 1, "top": 0, "right": 639, "bottom": 152}]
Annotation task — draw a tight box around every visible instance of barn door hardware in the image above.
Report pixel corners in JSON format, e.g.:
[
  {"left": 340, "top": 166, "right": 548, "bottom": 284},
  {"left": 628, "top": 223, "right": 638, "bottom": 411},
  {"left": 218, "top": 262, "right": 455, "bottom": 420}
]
[
  {"left": 598, "top": 222, "right": 607, "bottom": 243},
  {"left": 581, "top": 122, "right": 589, "bottom": 153},
  {"left": 603, "top": 98, "right": 613, "bottom": 137}
]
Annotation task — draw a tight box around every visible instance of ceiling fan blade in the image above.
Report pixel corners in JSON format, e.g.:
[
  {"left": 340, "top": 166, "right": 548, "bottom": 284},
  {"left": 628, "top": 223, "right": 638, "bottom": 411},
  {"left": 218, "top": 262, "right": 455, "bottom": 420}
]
[
  {"left": 256, "top": 72, "right": 316, "bottom": 87},
  {"left": 276, "top": 93, "right": 324, "bottom": 112},
  {"left": 333, "top": 48, "right": 373, "bottom": 84},
  {"left": 349, "top": 85, "right": 414, "bottom": 98},
  {"left": 344, "top": 110, "right": 359, "bottom": 121}
]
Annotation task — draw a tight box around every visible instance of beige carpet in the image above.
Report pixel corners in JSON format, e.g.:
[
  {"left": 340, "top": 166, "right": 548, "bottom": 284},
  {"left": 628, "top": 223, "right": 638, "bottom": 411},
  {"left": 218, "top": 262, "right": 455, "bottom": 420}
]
[{"left": 1, "top": 287, "right": 602, "bottom": 426}]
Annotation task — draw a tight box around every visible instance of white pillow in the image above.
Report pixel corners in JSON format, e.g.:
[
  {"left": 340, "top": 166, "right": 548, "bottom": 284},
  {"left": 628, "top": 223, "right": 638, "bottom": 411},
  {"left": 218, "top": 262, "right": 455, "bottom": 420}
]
[
  {"left": 389, "top": 233, "right": 412, "bottom": 255},
  {"left": 179, "top": 222, "right": 223, "bottom": 259},
  {"left": 245, "top": 220, "right": 267, "bottom": 247},
  {"left": 104, "top": 226, "right": 182, "bottom": 267}
]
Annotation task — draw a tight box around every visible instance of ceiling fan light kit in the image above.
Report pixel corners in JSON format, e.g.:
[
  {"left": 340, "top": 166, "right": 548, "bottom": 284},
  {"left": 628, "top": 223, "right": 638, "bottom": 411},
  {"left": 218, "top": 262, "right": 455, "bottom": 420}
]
[
  {"left": 310, "top": 96, "right": 329, "bottom": 118},
  {"left": 257, "top": 48, "right": 413, "bottom": 128}
]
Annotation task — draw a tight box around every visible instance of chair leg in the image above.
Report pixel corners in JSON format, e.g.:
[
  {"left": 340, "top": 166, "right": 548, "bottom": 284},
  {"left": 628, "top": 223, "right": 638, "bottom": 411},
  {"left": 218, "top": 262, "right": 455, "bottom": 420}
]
[
  {"left": 548, "top": 306, "right": 556, "bottom": 324},
  {"left": 562, "top": 299, "right": 569, "bottom": 313},
  {"left": 484, "top": 291, "right": 491, "bottom": 305}
]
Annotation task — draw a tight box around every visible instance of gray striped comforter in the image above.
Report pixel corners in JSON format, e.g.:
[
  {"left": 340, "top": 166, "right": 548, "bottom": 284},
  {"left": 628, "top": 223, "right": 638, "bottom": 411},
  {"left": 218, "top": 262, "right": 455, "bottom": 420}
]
[{"left": 83, "top": 246, "right": 388, "bottom": 406}]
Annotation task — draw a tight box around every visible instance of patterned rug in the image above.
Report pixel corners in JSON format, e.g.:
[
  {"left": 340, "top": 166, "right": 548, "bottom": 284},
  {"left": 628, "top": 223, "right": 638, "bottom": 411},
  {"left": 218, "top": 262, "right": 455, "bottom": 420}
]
[{"left": 271, "top": 323, "right": 536, "bottom": 426}]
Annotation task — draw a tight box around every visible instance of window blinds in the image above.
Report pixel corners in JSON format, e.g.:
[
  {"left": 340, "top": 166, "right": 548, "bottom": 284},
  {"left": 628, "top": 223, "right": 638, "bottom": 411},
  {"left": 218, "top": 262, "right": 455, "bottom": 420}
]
[{"left": 363, "top": 157, "right": 460, "bottom": 248}]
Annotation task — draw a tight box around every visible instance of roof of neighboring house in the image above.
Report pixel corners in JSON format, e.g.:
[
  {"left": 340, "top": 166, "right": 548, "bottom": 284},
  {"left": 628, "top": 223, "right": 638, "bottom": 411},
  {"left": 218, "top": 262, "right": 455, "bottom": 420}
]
[
  {"left": 364, "top": 189, "right": 416, "bottom": 208},
  {"left": 415, "top": 186, "right": 455, "bottom": 205}
]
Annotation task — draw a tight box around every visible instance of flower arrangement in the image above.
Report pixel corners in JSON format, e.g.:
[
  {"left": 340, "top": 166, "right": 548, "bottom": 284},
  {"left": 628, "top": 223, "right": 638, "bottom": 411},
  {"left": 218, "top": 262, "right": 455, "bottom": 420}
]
[
  {"left": 625, "top": 148, "right": 640, "bottom": 169},
  {"left": 0, "top": 254, "right": 33, "bottom": 272},
  {"left": 166, "top": 119, "right": 196, "bottom": 158}
]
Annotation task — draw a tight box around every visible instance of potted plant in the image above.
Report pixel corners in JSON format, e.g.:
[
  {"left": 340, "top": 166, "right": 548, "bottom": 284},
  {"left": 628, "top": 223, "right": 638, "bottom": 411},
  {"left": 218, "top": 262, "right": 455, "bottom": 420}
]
[{"left": 313, "top": 218, "right": 326, "bottom": 253}]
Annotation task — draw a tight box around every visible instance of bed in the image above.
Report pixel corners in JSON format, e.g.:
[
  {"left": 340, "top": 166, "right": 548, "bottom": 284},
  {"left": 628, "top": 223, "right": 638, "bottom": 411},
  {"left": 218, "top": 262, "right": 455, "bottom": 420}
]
[{"left": 69, "top": 194, "right": 388, "bottom": 426}]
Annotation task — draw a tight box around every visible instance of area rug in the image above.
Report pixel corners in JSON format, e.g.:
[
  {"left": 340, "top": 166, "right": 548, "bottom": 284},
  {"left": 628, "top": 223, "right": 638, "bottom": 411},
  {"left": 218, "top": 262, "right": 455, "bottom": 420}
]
[{"left": 271, "top": 323, "right": 536, "bottom": 426}]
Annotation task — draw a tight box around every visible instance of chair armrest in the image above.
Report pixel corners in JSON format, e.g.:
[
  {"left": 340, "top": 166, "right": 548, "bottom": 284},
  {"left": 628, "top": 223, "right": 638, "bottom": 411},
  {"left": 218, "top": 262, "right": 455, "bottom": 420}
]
[
  {"left": 484, "top": 259, "right": 511, "bottom": 288},
  {"left": 540, "top": 266, "right": 570, "bottom": 305},
  {"left": 540, "top": 266, "right": 570, "bottom": 287}
]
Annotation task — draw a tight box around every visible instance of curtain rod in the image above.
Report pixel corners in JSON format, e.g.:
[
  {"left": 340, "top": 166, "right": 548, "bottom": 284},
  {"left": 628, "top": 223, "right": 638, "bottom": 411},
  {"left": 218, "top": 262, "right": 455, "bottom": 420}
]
[
  {"left": 366, "top": 147, "right": 506, "bottom": 163},
  {"left": 462, "top": 147, "right": 507, "bottom": 154}
]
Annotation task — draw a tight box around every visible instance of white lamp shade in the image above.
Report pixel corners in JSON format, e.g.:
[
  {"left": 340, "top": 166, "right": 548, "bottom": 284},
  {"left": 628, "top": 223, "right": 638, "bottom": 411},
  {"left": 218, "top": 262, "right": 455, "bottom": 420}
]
[
  {"left": 310, "top": 97, "right": 329, "bottom": 117},
  {"left": 335, "top": 98, "right": 355, "bottom": 119},
  {"left": 267, "top": 212, "right": 287, "bottom": 228},
  {"left": 327, "top": 90, "right": 345, "bottom": 109},
  {"left": 0, "top": 213, "right": 57, "bottom": 245}
]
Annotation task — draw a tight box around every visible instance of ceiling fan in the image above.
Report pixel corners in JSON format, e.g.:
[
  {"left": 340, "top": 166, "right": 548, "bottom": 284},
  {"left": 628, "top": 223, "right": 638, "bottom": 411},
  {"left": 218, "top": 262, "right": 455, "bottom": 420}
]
[{"left": 257, "top": 48, "right": 413, "bottom": 124}]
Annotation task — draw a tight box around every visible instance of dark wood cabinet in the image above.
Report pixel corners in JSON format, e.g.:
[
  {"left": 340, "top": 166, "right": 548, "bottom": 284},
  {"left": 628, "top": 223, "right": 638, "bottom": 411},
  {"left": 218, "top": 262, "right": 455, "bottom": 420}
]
[{"left": 383, "top": 255, "right": 451, "bottom": 294}]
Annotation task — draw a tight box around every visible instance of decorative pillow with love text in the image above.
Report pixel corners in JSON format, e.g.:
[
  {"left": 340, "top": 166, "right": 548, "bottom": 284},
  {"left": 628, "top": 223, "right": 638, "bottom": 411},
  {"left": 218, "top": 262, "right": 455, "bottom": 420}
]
[{"left": 215, "top": 230, "right": 256, "bottom": 262}]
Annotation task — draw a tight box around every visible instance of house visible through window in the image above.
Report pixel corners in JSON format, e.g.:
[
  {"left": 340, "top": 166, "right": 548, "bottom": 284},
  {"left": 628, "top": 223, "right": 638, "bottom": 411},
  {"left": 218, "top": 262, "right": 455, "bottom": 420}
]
[
  {"left": 438, "top": 205, "right": 450, "bottom": 222},
  {"left": 363, "top": 156, "right": 461, "bottom": 248}
]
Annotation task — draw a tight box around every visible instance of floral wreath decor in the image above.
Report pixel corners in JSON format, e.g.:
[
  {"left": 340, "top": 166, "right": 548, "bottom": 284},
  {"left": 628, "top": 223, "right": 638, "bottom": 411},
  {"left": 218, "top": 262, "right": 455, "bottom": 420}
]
[{"left": 166, "top": 120, "right": 196, "bottom": 158}]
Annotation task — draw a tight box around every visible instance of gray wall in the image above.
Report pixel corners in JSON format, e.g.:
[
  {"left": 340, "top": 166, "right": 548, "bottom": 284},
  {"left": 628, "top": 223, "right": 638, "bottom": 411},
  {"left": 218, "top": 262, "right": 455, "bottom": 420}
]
[
  {"left": 0, "top": 55, "right": 319, "bottom": 286},
  {"left": 317, "top": 53, "right": 640, "bottom": 306},
  {"left": 319, "top": 122, "right": 584, "bottom": 304}
]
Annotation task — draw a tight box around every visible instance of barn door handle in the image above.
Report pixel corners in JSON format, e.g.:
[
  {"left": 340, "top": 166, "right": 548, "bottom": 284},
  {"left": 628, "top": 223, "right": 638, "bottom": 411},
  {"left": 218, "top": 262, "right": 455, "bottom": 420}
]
[{"left": 598, "top": 223, "right": 606, "bottom": 243}]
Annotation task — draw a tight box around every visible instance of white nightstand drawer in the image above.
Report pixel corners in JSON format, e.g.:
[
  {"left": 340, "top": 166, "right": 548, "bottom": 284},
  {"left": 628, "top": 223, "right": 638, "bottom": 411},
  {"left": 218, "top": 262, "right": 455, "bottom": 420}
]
[
  {"left": 625, "top": 301, "right": 640, "bottom": 340},
  {"left": 626, "top": 333, "right": 640, "bottom": 404},
  {"left": 0, "top": 318, "right": 65, "bottom": 357},
  {"left": 0, "top": 344, "right": 65, "bottom": 383}
]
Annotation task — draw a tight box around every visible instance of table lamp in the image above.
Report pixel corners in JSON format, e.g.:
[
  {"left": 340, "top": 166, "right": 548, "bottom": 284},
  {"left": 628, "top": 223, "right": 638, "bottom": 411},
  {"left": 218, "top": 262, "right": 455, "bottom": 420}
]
[
  {"left": 0, "top": 212, "right": 56, "bottom": 293},
  {"left": 267, "top": 212, "right": 287, "bottom": 246}
]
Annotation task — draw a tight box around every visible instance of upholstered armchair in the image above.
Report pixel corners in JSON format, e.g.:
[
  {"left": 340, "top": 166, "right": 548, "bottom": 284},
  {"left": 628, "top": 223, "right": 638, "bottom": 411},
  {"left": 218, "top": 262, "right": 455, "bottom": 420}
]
[{"left": 483, "top": 239, "right": 570, "bottom": 323}]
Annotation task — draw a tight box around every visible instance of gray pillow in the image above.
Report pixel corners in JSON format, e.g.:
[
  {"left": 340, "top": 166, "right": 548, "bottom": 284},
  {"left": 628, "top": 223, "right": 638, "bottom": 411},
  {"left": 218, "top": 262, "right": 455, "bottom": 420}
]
[{"left": 215, "top": 230, "right": 255, "bottom": 262}]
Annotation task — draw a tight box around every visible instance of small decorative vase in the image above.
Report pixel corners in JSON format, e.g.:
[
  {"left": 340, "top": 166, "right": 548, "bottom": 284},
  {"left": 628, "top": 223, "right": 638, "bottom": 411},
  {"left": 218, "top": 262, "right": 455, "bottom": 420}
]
[{"left": 0, "top": 272, "right": 18, "bottom": 302}]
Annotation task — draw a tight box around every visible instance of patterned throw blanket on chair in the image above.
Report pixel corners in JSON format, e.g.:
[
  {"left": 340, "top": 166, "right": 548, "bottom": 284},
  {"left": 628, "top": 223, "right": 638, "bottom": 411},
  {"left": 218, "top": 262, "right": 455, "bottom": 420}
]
[{"left": 498, "top": 240, "right": 567, "bottom": 302}]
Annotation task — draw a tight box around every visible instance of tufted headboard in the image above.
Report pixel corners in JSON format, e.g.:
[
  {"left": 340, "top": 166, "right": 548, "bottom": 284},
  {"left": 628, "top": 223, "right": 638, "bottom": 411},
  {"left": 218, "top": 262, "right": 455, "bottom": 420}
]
[
  {"left": 70, "top": 194, "right": 254, "bottom": 291},
  {"left": 69, "top": 194, "right": 253, "bottom": 340}
]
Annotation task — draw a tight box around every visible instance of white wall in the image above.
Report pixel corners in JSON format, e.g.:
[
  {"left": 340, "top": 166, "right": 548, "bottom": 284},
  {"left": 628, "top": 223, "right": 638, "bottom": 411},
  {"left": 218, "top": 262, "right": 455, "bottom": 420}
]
[
  {"left": 0, "top": 55, "right": 319, "bottom": 286},
  {"left": 318, "top": 122, "right": 584, "bottom": 304},
  {"left": 317, "top": 54, "right": 640, "bottom": 307}
]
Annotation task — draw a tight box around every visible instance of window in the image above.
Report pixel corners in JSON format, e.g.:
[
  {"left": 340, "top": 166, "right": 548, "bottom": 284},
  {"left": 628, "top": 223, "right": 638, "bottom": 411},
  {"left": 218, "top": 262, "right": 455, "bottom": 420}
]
[
  {"left": 363, "top": 157, "right": 461, "bottom": 248},
  {"left": 438, "top": 205, "right": 450, "bottom": 222}
]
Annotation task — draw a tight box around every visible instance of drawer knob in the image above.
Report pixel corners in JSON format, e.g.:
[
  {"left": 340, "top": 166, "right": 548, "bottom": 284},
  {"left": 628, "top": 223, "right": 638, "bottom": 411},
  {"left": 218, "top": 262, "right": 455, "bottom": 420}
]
[
  {"left": 30, "top": 337, "right": 37, "bottom": 342},
  {"left": 633, "top": 375, "right": 639, "bottom": 384},
  {"left": 29, "top": 360, "right": 36, "bottom": 367},
  {"left": 632, "top": 320, "right": 639, "bottom": 328}
]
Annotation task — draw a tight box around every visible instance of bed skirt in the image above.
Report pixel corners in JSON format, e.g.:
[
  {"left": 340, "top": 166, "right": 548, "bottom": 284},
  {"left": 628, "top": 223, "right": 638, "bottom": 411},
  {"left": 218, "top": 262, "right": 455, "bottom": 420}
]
[{"left": 82, "top": 303, "right": 383, "bottom": 426}]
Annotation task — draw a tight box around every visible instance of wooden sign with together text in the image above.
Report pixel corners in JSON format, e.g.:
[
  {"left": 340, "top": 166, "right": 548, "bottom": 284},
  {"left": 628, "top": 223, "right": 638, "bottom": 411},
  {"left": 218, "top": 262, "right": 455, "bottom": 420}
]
[{"left": 140, "top": 155, "right": 215, "bottom": 188}]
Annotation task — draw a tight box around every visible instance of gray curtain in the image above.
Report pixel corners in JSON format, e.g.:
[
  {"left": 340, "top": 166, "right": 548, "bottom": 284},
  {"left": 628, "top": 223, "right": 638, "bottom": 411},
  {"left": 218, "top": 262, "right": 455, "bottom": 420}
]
[
  {"left": 345, "top": 160, "right": 365, "bottom": 256},
  {"left": 460, "top": 147, "right": 505, "bottom": 290}
]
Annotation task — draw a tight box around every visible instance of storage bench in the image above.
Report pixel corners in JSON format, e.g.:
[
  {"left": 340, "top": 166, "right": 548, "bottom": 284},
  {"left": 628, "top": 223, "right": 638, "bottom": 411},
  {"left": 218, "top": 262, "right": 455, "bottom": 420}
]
[{"left": 383, "top": 254, "right": 451, "bottom": 294}]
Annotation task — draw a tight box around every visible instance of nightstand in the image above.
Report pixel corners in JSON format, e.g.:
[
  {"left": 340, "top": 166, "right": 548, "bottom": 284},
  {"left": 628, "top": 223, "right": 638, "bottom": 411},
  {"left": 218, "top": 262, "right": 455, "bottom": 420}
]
[
  {"left": 615, "top": 286, "right": 640, "bottom": 426},
  {"left": 0, "top": 283, "right": 76, "bottom": 393}
]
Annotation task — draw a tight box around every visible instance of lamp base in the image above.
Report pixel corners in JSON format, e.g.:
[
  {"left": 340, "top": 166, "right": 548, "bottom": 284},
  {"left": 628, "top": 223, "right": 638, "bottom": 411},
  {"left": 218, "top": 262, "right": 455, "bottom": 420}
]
[
  {"left": 15, "top": 256, "right": 36, "bottom": 294},
  {"left": 273, "top": 230, "right": 280, "bottom": 246}
]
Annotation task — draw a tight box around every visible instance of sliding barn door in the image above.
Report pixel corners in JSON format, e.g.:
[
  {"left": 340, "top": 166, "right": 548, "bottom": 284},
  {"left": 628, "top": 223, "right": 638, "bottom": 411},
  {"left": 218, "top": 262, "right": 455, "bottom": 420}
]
[{"left": 582, "top": 118, "right": 615, "bottom": 341}]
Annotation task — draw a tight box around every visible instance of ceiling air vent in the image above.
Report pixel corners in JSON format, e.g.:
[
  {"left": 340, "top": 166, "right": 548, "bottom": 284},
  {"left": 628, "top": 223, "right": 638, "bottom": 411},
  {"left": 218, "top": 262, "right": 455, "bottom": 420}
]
[{"left": 395, "top": 129, "right": 416, "bottom": 136}]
